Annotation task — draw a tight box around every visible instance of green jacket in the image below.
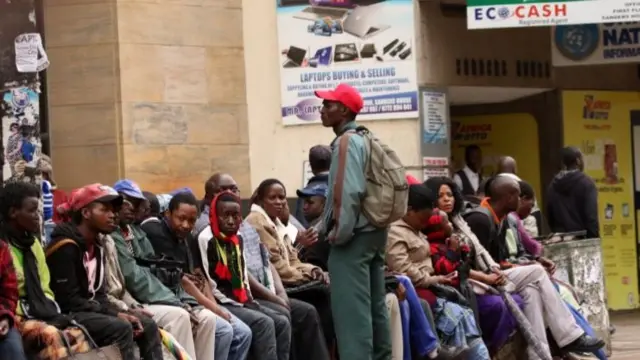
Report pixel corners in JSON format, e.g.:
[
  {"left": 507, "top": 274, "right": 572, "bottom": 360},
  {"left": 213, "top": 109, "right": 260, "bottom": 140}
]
[
  {"left": 110, "top": 226, "right": 182, "bottom": 306},
  {"left": 9, "top": 240, "right": 56, "bottom": 316}
]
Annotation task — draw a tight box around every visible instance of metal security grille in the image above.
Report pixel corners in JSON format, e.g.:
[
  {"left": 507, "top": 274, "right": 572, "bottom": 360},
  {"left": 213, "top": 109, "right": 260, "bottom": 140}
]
[{"left": 456, "top": 58, "right": 508, "bottom": 77}]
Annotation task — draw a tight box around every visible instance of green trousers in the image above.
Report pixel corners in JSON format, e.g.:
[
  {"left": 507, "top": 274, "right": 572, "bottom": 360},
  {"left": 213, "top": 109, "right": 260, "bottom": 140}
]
[{"left": 328, "top": 229, "right": 392, "bottom": 360}]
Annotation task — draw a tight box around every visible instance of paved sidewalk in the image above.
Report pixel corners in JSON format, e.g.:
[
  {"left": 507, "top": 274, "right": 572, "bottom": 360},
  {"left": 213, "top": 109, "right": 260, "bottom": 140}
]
[{"left": 610, "top": 311, "right": 640, "bottom": 359}]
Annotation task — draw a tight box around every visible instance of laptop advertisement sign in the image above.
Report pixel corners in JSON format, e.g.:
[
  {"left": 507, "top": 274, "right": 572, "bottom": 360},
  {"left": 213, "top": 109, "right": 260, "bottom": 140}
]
[{"left": 276, "top": 0, "right": 418, "bottom": 125}]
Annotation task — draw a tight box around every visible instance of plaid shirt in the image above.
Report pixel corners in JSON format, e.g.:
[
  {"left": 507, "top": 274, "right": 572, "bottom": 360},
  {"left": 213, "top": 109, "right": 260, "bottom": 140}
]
[{"left": 0, "top": 241, "right": 18, "bottom": 325}]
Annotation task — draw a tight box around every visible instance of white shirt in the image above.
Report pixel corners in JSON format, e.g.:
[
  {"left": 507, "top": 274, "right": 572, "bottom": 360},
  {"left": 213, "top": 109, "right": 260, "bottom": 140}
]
[{"left": 453, "top": 165, "right": 480, "bottom": 193}]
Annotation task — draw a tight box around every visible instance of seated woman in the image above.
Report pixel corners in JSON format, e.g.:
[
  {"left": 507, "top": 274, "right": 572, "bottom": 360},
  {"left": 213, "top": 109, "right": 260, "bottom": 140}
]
[
  {"left": 244, "top": 179, "right": 334, "bottom": 345},
  {"left": 0, "top": 182, "right": 91, "bottom": 360},
  {"left": 423, "top": 177, "right": 524, "bottom": 356},
  {"left": 386, "top": 183, "right": 489, "bottom": 360}
]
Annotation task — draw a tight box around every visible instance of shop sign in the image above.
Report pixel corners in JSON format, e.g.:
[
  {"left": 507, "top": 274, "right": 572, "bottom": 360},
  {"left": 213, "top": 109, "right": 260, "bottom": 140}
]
[
  {"left": 553, "top": 22, "right": 640, "bottom": 66},
  {"left": 468, "top": 0, "right": 640, "bottom": 30},
  {"left": 276, "top": 0, "right": 418, "bottom": 126}
]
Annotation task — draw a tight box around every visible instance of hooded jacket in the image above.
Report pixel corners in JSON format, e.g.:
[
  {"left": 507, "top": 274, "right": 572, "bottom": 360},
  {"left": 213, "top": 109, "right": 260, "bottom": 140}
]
[
  {"left": 46, "top": 223, "right": 120, "bottom": 316},
  {"left": 546, "top": 170, "right": 599, "bottom": 238}
]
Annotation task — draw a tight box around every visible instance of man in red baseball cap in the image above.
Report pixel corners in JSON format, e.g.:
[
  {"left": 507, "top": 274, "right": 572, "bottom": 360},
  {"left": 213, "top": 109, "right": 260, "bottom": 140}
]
[
  {"left": 315, "top": 83, "right": 364, "bottom": 131},
  {"left": 315, "top": 83, "right": 395, "bottom": 360},
  {"left": 46, "top": 183, "right": 164, "bottom": 360}
]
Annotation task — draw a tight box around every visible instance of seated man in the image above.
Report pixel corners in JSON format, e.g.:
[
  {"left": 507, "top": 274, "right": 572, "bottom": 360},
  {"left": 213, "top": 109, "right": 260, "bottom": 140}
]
[
  {"left": 46, "top": 184, "right": 163, "bottom": 360},
  {"left": 465, "top": 175, "right": 604, "bottom": 359},
  {"left": 110, "top": 180, "right": 221, "bottom": 360},
  {"left": 0, "top": 238, "right": 26, "bottom": 359},
  {"left": 199, "top": 173, "right": 327, "bottom": 360},
  {"left": 102, "top": 228, "right": 191, "bottom": 360},
  {"left": 294, "top": 182, "right": 330, "bottom": 271},
  {"left": 141, "top": 192, "right": 257, "bottom": 360},
  {"left": 1, "top": 182, "right": 92, "bottom": 360}
]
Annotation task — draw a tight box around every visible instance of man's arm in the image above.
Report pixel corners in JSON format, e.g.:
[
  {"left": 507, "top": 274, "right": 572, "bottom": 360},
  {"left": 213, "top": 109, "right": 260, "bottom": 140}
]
[
  {"left": 111, "top": 232, "right": 182, "bottom": 306},
  {"left": 582, "top": 182, "right": 600, "bottom": 238},
  {"left": 464, "top": 213, "right": 500, "bottom": 270},
  {"left": 248, "top": 271, "right": 282, "bottom": 304},
  {"left": 331, "top": 135, "right": 367, "bottom": 244},
  {"left": 181, "top": 275, "right": 222, "bottom": 314}
]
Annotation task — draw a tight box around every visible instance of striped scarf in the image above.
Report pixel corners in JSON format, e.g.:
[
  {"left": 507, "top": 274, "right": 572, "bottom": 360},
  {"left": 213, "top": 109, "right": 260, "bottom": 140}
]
[{"left": 209, "top": 192, "right": 248, "bottom": 303}]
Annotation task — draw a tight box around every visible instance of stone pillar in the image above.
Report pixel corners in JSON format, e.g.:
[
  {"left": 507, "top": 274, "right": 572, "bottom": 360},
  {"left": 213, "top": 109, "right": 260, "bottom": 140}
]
[
  {"left": 44, "top": 0, "right": 250, "bottom": 194},
  {"left": 44, "top": 0, "right": 122, "bottom": 189}
]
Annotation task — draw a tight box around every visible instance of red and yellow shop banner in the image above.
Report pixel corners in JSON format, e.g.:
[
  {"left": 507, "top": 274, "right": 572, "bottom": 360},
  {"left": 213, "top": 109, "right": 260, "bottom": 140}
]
[
  {"left": 451, "top": 113, "right": 541, "bottom": 201},
  {"left": 562, "top": 91, "right": 640, "bottom": 310}
]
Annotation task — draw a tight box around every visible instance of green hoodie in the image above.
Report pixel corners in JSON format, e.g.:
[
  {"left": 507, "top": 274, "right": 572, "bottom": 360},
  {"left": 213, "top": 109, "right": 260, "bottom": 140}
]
[{"left": 110, "top": 225, "right": 182, "bottom": 306}]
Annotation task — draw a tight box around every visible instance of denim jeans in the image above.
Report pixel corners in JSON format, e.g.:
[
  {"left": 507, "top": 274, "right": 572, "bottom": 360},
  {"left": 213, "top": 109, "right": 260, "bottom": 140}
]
[
  {"left": 0, "top": 328, "right": 27, "bottom": 360},
  {"left": 215, "top": 312, "right": 252, "bottom": 360}
]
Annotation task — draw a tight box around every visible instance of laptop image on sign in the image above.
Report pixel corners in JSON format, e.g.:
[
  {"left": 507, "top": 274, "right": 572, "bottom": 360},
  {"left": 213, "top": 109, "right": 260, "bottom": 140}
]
[
  {"left": 343, "top": 3, "right": 389, "bottom": 40},
  {"left": 283, "top": 46, "right": 307, "bottom": 68},
  {"left": 294, "top": 0, "right": 352, "bottom": 21}
]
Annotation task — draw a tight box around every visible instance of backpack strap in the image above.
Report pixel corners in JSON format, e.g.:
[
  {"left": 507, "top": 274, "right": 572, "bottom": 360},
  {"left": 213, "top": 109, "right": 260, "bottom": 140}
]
[
  {"left": 45, "top": 239, "right": 78, "bottom": 257},
  {"left": 332, "top": 132, "right": 355, "bottom": 229}
]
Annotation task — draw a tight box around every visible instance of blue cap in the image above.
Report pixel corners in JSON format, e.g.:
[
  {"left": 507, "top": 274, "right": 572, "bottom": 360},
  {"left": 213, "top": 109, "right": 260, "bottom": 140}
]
[
  {"left": 296, "top": 183, "right": 328, "bottom": 198},
  {"left": 113, "top": 179, "right": 146, "bottom": 200},
  {"left": 170, "top": 187, "right": 193, "bottom": 196}
]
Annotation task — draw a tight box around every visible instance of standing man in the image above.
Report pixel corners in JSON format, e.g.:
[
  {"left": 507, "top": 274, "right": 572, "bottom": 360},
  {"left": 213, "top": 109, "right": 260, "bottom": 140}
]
[
  {"left": 295, "top": 145, "right": 332, "bottom": 227},
  {"left": 546, "top": 146, "right": 599, "bottom": 238},
  {"left": 496, "top": 156, "right": 517, "bottom": 175},
  {"left": 453, "top": 145, "right": 483, "bottom": 196},
  {"left": 315, "top": 83, "right": 392, "bottom": 360}
]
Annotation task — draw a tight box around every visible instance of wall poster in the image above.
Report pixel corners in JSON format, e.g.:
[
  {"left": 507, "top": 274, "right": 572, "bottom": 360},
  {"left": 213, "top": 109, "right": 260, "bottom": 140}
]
[
  {"left": 1, "top": 87, "right": 42, "bottom": 183},
  {"left": 562, "top": 90, "right": 639, "bottom": 310},
  {"left": 276, "top": 0, "right": 419, "bottom": 126}
]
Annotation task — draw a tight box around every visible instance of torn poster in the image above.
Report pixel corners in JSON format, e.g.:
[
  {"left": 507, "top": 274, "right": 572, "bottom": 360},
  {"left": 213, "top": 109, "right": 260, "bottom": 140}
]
[{"left": 14, "top": 33, "right": 48, "bottom": 73}]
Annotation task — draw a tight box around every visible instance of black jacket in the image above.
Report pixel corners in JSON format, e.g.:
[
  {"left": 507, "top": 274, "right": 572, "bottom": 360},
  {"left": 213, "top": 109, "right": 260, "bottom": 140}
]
[
  {"left": 46, "top": 223, "right": 120, "bottom": 315},
  {"left": 546, "top": 170, "right": 600, "bottom": 238}
]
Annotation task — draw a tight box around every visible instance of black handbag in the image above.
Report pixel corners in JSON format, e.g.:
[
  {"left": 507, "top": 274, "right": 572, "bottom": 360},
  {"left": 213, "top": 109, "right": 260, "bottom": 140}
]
[
  {"left": 429, "top": 283, "right": 470, "bottom": 307},
  {"left": 135, "top": 255, "right": 185, "bottom": 295},
  {"left": 285, "top": 280, "right": 327, "bottom": 295},
  {"left": 385, "top": 275, "right": 400, "bottom": 294}
]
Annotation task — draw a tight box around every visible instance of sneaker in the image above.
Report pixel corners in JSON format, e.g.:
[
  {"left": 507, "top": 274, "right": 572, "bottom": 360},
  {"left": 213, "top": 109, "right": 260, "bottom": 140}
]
[
  {"left": 561, "top": 335, "right": 605, "bottom": 353},
  {"left": 433, "top": 345, "right": 470, "bottom": 360}
]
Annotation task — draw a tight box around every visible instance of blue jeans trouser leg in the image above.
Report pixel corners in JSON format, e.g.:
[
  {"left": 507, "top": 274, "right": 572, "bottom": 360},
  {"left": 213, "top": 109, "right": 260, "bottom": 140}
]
[{"left": 0, "top": 327, "right": 27, "bottom": 360}]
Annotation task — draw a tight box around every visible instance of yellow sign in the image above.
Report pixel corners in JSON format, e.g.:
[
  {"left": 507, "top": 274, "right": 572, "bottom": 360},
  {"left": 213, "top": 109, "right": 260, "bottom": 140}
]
[
  {"left": 562, "top": 91, "right": 640, "bottom": 310},
  {"left": 451, "top": 113, "right": 541, "bottom": 201}
]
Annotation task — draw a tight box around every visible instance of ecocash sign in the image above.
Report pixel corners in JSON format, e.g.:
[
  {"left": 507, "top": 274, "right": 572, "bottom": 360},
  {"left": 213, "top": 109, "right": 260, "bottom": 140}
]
[{"left": 471, "top": 3, "right": 569, "bottom": 29}]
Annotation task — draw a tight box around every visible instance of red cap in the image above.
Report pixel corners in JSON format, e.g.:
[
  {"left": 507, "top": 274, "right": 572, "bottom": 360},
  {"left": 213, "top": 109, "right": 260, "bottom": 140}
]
[
  {"left": 315, "top": 83, "right": 363, "bottom": 114},
  {"left": 406, "top": 175, "right": 421, "bottom": 185},
  {"left": 70, "top": 183, "right": 122, "bottom": 211}
]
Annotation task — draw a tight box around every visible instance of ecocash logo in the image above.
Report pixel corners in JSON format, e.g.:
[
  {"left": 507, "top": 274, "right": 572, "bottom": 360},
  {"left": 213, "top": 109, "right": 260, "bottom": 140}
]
[{"left": 473, "top": 3, "right": 568, "bottom": 22}]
